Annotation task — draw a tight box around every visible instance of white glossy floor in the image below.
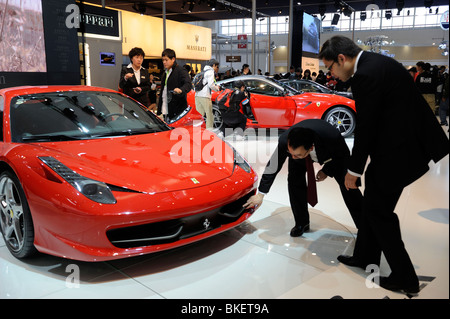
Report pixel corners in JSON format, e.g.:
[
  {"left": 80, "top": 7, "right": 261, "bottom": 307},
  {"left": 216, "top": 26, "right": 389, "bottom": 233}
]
[{"left": 0, "top": 126, "right": 448, "bottom": 300}]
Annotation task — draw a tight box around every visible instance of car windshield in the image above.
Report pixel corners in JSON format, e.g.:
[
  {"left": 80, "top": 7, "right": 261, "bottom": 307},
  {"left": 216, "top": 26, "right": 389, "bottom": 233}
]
[
  {"left": 10, "top": 91, "right": 170, "bottom": 143},
  {"left": 267, "top": 77, "right": 302, "bottom": 95}
]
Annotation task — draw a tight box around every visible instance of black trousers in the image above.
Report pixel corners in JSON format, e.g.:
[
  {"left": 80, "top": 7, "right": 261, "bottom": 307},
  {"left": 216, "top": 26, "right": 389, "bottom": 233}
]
[
  {"left": 221, "top": 112, "right": 247, "bottom": 136},
  {"left": 287, "top": 157, "right": 363, "bottom": 229},
  {"left": 353, "top": 168, "right": 419, "bottom": 286}
]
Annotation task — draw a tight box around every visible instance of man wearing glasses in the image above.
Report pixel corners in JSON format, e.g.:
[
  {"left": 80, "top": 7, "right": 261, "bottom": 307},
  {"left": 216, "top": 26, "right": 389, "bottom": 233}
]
[
  {"left": 244, "top": 119, "right": 363, "bottom": 237},
  {"left": 318, "top": 35, "right": 448, "bottom": 294}
]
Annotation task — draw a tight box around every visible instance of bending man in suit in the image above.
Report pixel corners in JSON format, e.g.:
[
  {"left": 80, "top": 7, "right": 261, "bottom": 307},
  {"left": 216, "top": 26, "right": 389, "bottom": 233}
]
[
  {"left": 319, "top": 36, "right": 449, "bottom": 294},
  {"left": 244, "top": 119, "right": 363, "bottom": 237},
  {"left": 119, "top": 47, "right": 151, "bottom": 107}
]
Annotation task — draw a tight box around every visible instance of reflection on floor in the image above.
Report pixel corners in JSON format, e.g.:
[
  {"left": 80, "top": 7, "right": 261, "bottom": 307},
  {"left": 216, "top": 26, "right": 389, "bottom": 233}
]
[{"left": 1, "top": 128, "right": 448, "bottom": 299}]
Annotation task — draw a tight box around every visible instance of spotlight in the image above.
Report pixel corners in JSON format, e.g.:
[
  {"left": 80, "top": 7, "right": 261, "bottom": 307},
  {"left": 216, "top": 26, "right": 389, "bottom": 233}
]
[
  {"left": 396, "top": 0, "right": 404, "bottom": 14},
  {"left": 360, "top": 11, "right": 367, "bottom": 21},
  {"left": 385, "top": 10, "right": 392, "bottom": 19},
  {"left": 343, "top": 6, "right": 353, "bottom": 17},
  {"left": 188, "top": 1, "right": 195, "bottom": 13},
  {"left": 318, "top": 4, "right": 326, "bottom": 17},
  {"left": 132, "top": 2, "right": 146, "bottom": 15},
  {"left": 208, "top": 0, "right": 217, "bottom": 11},
  {"left": 331, "top": 13, "right": 340, "bottom": 25},
  {"left": 334, "top": 0, "right": 341, "bottom": 10}
]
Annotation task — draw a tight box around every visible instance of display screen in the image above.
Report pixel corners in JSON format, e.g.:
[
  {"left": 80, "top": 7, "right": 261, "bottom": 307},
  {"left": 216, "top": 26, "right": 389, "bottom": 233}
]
[
  {"left": 302, "top": 12, "right": 320, "bottom": 55},
  {"left": 0, "top": 0, "right": 47, "bottom": 72},
  {"left": 100, "top": 52, "right": 116, "bottom": 66}
]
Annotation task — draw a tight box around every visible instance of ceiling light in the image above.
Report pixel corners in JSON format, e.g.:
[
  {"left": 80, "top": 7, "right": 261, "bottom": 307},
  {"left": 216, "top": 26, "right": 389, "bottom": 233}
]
[
  {"left": 188, "top": 1, "right": 195, "bottom": 13},
  {"left": 385, "top": 10, "right": 392, "bottom": 19},
  {"left": 209, "top": 0, "right": 217, "bottom": 10},
  {"left": 395, "top": 0, "right": 404, "bottom": 13},
  {"left": 438, "top": 41, "right": 448, "bottom": 50},
  {"left": 360, "top": 11, "right": 367, "bottom": 21},
  {"left": 343, "top": 6, "right": 353, "bottom": 17},
  {"left": 132, "top": 2, "right": 146, "bottom": 15},
  {"left": 331, "top": 13, "right": 340, "bottom": 25},
  {"left": 319, "top": 4, "right": 326, "bottom": 17}
]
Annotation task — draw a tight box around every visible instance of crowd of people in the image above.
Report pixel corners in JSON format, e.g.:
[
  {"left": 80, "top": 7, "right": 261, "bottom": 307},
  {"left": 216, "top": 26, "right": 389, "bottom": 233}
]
[
  {"left": 119, "top": 46, "right": 449, "bottom": 129},
  {"left": 409, "top": 62, "right": 449, "bottom": 126}
]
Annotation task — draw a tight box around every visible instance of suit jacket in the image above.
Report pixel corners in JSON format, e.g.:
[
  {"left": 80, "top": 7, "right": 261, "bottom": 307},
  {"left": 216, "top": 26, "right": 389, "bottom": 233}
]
[
  {"left": 157, "top": 63, "right": 192, "bottom": 119},
  {"left": 258, "top": 119, "right": 351, "bottom": 194},
  {"left": 119, "top": 66, "right": 151, "bottom": 106},
  {"left": 349, "top": 51, "right": 449, "bottom": 189}
]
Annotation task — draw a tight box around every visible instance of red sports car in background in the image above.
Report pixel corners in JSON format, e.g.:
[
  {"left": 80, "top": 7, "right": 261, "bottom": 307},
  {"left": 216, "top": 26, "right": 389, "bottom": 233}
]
[
  {"left": 0, "top": 85, "right": 257, "bottom": 262},
  {"left": 186, "top": 75, "right": 356, "bottom": 137}
]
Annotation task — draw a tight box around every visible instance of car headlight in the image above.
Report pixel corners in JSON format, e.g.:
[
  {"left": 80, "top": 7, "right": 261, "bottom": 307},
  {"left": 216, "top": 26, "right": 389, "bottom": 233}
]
[
  {"left": 233, "top": 148, "right": 252, "bottom": 174},
  {"left": 38, "top": 156, "right": 117, "bottom": 204}
]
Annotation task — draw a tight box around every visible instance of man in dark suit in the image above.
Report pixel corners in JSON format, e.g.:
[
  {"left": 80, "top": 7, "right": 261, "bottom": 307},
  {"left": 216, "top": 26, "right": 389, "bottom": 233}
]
[
  {"left": 157, "top": 48, "right": 192, "bottom": 122},
  {"left": 244, "top": 119, "right": 363, "bottom": 236},
  {"left": 119, "top": 47, "right": 151, "bottom": 107},
  {"left": 319, "top": 36, "right": 449, "bottom": 294}
]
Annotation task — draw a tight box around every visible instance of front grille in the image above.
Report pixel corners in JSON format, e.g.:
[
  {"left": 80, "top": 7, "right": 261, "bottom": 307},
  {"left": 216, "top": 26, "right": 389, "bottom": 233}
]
[{"left": 106, "top": 191, "right": 255, "bottom": 249}]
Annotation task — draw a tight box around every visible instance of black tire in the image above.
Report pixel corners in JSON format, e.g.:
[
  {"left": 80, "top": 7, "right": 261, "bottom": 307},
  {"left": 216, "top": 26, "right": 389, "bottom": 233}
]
[
  {"left": 323, "top": 106, "right": 356, "bottom": 138},
  {"left": 0, "top": 170, "right": 37, "bottom": 259}
]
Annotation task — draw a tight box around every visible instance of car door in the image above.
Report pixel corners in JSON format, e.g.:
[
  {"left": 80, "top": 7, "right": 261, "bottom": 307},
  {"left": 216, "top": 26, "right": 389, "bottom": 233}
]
[{"left": 243, "top": 79, "right": 296, "bottom": 127}]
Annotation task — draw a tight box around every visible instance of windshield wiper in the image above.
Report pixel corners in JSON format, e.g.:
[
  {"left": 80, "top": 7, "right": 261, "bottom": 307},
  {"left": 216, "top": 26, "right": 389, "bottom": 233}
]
[
  {"left": 90, "top": 128, "right": 161, "bottom": 138},
  {"left": 22, "top": 134, "right": 88, "bottom": 142}
]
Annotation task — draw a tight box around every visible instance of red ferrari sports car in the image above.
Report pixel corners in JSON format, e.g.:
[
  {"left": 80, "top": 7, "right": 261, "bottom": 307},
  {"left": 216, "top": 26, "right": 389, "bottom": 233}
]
[
  {"left": 0, "top": 85, "right": 257, "bottom": 262},
  {"left": 186, "top": 75, "right": 356, "bottom": 137}
]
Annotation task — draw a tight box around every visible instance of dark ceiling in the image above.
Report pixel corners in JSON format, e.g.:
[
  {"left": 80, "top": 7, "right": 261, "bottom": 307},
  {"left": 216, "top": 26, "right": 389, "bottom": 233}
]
[{"left": 83, "top": 0, "right": 448, "bottom": 22}]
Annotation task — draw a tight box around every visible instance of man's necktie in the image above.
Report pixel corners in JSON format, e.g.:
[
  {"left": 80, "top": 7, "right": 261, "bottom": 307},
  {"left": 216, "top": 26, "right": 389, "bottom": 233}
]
[{"left": 305, "top": 155, "right": 318, "bottom": 207}]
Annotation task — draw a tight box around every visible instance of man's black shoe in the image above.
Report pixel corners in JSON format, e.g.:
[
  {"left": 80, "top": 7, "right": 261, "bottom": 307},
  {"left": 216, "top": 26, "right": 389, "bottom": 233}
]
[
  {"left": 337, "top": 255, "right": 368, "bottom": 270},
  {"left": 290, "top": 224, "right": 310, "bottom": 237},
  {"left": 378, "top": 276, "right": 420, "bottom": 295}
]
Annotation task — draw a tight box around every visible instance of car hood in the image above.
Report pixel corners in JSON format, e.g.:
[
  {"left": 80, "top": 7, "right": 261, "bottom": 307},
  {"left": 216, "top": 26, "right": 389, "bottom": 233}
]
[{"left": 32, "top": 129, "right": 235, "bottom": 194}]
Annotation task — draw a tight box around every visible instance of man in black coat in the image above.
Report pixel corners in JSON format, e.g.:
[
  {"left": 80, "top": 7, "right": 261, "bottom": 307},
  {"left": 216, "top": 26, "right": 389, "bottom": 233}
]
[
  {"left": 244, "top": 119, "right": 363, "bottom": 236},
  {"left": 119, "top": 47, "right": 151, "bottom": 107},
  {"left": 319, "top": 36, "right": 449, "bottom": 294},
  {"left": 157, "top": 48, "right": 192, "bottom": 122}
]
